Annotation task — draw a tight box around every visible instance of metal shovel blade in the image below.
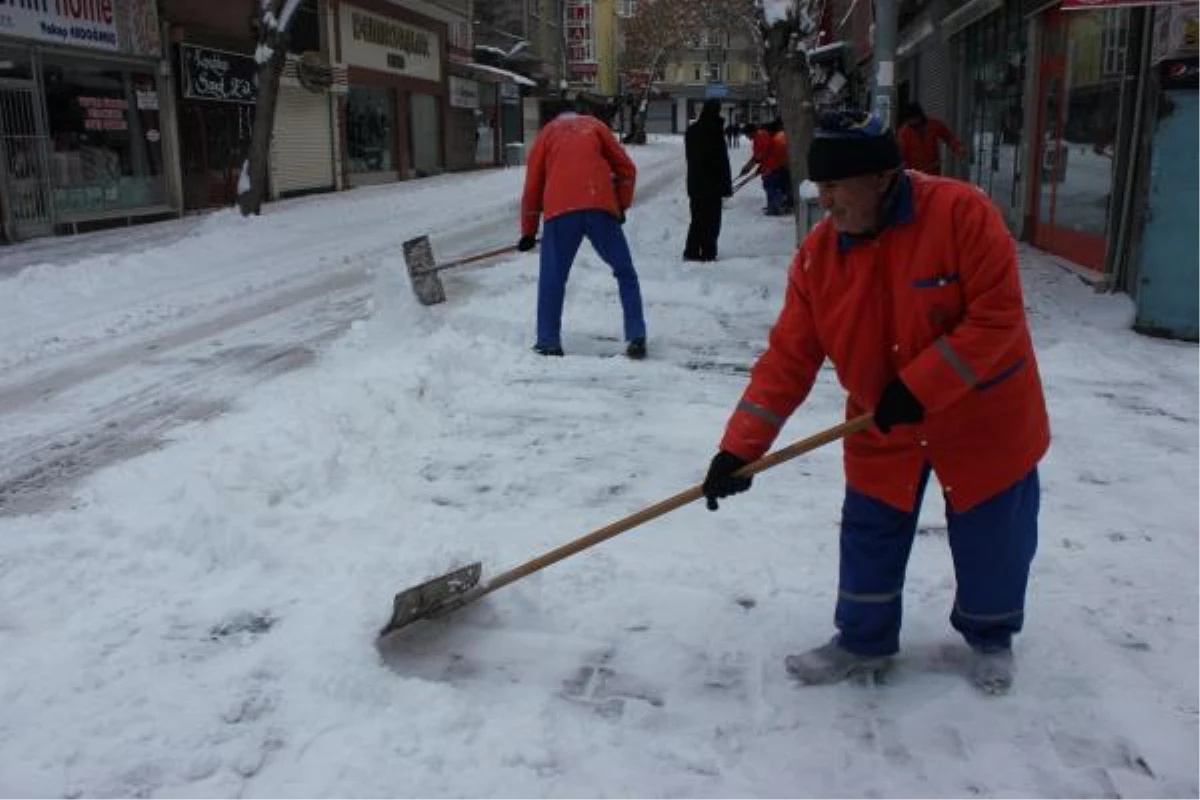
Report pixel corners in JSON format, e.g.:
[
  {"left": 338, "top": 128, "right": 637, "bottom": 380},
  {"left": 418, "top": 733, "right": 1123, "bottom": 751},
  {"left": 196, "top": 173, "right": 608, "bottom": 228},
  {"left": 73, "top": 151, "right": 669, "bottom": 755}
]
[
  {"left": 402, "top": 235, "right": 446, "bottom": 306},
  {"left": 378, "top": 561, "right": 483, "bottom": 638}
]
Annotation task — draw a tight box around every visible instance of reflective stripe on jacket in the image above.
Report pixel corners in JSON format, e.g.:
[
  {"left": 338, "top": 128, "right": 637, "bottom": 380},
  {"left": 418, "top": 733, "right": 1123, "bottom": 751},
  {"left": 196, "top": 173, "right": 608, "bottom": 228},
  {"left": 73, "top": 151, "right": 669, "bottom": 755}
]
[
  {"left": 521, "top": 113, "right": 636, "bottom": 237},
  {"left": 719, "top": 173, "right": 1050, "bottom": 512}
]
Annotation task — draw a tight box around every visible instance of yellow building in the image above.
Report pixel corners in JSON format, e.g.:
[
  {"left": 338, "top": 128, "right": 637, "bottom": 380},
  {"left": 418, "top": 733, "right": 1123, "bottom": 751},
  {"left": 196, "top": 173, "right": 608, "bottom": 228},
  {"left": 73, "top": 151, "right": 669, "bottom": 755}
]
[{"left": 565, "top": 0, "right": 620, "bottom": 96}]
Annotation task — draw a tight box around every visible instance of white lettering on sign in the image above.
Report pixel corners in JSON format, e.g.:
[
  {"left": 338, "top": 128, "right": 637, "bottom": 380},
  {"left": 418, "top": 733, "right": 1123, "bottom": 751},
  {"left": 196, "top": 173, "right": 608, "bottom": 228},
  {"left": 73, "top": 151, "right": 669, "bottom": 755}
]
[
  {"left": 338, "top": 3, "right": 441, "bottom": 82},
  {"left": 0, "top": 0, "right": 119, "bottom": 51}
]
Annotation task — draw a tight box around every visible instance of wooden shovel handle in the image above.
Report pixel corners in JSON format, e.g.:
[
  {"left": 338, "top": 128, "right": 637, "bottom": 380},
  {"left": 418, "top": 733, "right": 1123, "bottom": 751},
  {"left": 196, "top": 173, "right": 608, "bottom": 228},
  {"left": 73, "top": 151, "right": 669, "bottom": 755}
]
[
  {"left": 431, "top": 239, "right": 541, "bottom": 274},
  {"left": 481, "top": 413, "right": 874, "bottom": 597}
]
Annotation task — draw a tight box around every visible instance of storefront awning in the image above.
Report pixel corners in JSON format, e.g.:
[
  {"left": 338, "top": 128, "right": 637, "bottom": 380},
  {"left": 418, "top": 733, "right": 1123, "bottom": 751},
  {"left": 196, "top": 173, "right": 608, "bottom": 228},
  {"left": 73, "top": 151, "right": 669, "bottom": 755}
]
[{"left": 465, "top": 62, "right": 537, "bottom": 87}]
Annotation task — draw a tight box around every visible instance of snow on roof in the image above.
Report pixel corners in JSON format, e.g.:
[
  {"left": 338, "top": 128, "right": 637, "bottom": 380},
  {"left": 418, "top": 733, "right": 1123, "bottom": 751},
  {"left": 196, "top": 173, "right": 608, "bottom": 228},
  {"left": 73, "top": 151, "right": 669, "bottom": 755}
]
[{"left": 466, "top": 62, "right": 538, "bottom": 87}]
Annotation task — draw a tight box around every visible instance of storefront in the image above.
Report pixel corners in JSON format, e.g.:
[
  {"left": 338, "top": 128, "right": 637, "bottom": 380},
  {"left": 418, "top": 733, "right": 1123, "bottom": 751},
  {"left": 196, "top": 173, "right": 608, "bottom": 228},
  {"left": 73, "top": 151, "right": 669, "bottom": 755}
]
[
  {"left": 1028, "top": 3, "right": 1141, "bottom": 273},
  {"left": 949, "top": 0, "right": 1029, "bottom": 231},
  {"left": 271, "top": 53, "right": 337, "bottom": 200},
  {"left": 0, "top": 0, "right": 171, "bottom": 241},
  {"left": 336, "top": 1, "right": 445, "bottom": 185},
  {"left": 175, "top": 43, "right": 256, "bottom": 210}
]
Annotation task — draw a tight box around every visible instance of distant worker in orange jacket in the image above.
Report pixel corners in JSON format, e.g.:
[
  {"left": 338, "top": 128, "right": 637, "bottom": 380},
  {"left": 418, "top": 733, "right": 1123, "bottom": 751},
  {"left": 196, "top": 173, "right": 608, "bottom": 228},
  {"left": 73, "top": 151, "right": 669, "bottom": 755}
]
[
  {"left": 701, "top": 110, "right": 1049, "bottom": 695},
  {"left": 519, "top": 100, "right": 647, "bottom": 360},
  {"left": 897, "top": 102, "right": 965, "bottom": 176},
  {"left": 740, "top": 120, "right": 792, "bottom": 215}
]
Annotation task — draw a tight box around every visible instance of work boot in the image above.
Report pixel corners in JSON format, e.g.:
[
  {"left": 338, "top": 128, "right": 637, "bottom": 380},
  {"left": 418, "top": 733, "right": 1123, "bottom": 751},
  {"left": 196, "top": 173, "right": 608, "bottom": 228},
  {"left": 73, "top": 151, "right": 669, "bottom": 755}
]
[
  {"left": 970, "top": 647, "right": 1014, "bottom": 696},
  {"left": 532, "top": 344, "right": 564, "bottom": 357},
  {"left": 625, "top": 338, "right": 647, "bottom": 360},
  {"left": 784, "top": 637, "right": 893, "bottom": 685}
]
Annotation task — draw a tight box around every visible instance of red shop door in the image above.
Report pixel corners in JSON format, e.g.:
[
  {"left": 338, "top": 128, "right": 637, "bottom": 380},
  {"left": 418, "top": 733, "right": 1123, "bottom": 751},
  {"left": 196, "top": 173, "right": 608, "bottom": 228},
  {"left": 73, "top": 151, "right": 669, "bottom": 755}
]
[{"left": 1029, "top": 8, "right": 1110, "bottom": 272}]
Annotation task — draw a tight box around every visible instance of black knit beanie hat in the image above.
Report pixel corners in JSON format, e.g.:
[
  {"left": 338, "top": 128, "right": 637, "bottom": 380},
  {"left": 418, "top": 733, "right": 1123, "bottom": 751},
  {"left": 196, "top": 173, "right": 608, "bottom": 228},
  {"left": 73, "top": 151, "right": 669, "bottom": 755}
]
[{"left": 808, "top": 110, "right": 902, "bottom": 182}]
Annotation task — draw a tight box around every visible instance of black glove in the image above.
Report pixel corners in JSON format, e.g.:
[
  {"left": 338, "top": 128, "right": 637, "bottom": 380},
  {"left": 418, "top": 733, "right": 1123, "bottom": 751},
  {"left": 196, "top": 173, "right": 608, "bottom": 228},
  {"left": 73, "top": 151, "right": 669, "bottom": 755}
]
[
  {"left": 702, "top": 450, "right": 752, "bottom": 511},
  {"left": 873, "top": 379, "right": 925, "bottom": 434},
  {"left": 517, "top": 235, "right": 537, "bottom": 252},
  {"left": 616, "top": 210, "right": 626, "bottom": 225}
]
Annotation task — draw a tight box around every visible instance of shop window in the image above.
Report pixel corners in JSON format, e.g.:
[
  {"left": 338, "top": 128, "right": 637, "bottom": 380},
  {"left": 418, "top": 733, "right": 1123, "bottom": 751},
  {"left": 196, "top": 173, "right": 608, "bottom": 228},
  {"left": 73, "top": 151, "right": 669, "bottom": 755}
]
[
  {"left": 346, "top": 85, "right": 395, "bottom": 174},
  {"left": 41, "top": 56, "right": 166, "bottom": 218}
]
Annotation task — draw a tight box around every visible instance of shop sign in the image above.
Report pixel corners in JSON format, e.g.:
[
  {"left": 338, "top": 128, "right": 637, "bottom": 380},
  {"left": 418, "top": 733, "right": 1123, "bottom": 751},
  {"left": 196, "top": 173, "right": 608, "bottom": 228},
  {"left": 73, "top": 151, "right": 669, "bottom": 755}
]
[
  {"left": 0, "top": 0, "right": 119, "bottom": 51},
  {"left": 339, "top": 4, "right": 441, "bottom": 82},
  {"left": 78, "top": 96, "right": 128, "bottom": 131},
  {"left": 181, "top": 45, "right": 258, "bottom": 105},
  {"left": 450, "top": 76, "right": 479, "bottom": 109}
]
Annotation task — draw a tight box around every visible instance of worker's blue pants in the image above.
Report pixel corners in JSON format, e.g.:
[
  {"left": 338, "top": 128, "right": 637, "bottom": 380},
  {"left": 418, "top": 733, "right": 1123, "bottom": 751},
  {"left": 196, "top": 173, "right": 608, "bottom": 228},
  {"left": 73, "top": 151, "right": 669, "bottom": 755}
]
[{"left": 835, "top": 466, "right": 1040, "bottom": 657}]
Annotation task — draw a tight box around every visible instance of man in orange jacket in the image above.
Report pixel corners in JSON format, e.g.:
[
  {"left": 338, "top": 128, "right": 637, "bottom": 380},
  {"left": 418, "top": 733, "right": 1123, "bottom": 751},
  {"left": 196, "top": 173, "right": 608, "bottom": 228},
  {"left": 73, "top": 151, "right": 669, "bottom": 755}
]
[
  {"left": 897, "top": 102, "right": 965, "bottom": 176},
  {"left": 739, "top": 120, "right": 792, "bottom": 215},
  {"left": 519, "top": 101, "right": 647, "bottom": 359},
  {"left": 701, "top": 110, "right": 1049, "bottom": 694}
]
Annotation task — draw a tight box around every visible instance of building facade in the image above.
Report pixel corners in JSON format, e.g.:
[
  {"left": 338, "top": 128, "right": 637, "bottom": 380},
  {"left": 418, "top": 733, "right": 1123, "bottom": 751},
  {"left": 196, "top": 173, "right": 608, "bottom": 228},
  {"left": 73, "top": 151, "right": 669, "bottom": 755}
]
[
  {"left": 632, "top": 25, "right": 770, "bottom": 136},
  {"left": 565, "top": 0, "right": 619, "bottom": 96},
  {"left": 0, "top": 0, "right": 174, "bottom": 240},
  {"left": 894, "top": 0, "right": 1197, "bottom": 339}
]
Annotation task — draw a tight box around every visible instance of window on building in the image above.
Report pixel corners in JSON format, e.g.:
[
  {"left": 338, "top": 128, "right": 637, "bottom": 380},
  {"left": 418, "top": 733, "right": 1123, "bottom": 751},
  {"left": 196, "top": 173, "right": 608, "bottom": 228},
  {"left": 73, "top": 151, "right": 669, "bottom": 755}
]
[
  {"left": 41, "top": 56, "right": 167, "bottom": 216},
  {"left": 691, "top": 62, "right": 723, "bottom": 82},
  {"left": 1100, "top": 7, "right": 1129, "bottom": 76},
  {"left": 618, "top": 0, "right": 638, "bottom": 17},
  {"left": 566, "top": 0, "right": 595, "bottom": 63},
  {"left": 449, "top": 20, "right": 472, "bottom": 51},
  {"left": 346, "top": 85, "right": 395, "bottom": 175}
]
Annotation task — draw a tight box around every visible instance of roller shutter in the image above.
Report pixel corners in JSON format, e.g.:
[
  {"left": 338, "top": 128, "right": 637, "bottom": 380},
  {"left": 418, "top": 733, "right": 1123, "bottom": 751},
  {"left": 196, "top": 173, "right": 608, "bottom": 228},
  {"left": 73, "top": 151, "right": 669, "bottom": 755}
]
[{"left": 270, "top": 84, "right": 334, "bottom": 199}]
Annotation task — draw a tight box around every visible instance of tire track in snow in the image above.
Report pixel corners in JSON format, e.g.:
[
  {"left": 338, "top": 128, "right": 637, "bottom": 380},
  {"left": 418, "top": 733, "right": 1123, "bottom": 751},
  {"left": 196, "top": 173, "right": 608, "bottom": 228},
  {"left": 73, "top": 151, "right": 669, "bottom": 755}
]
[{"left": 0, "top": 152, "right": 685, "bottom": 517}]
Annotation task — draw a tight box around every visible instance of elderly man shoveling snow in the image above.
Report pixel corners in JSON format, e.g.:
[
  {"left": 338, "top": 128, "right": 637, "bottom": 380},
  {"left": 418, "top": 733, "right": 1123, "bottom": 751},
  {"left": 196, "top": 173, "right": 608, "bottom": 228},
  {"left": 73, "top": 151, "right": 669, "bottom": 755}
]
[{"left": 702, "top": 110, "right": 1050, "bottom": 695}]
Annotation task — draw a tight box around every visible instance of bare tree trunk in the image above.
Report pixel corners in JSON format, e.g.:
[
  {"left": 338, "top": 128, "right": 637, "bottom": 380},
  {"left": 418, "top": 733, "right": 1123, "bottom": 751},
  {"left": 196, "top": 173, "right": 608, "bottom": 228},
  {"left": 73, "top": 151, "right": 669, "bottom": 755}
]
[
  {"left": 762, "top": 22, "right": 815, "bottom": 244},
  {"left": 237, "top": 50, "right": 288, "bottom": 216},
  {"left": 237, "top": 2, "right": 292, "bottom": 217}
]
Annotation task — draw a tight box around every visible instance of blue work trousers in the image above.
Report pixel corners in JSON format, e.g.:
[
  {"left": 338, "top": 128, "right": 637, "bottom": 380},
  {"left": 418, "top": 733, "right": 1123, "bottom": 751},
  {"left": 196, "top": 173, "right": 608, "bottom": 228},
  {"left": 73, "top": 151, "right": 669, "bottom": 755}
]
[
  {"left": 537, "top": 209, "right": 646, "bottom": 349},
  {"left": 835, "top": 466, "right": 1040, "bottom": 657}
]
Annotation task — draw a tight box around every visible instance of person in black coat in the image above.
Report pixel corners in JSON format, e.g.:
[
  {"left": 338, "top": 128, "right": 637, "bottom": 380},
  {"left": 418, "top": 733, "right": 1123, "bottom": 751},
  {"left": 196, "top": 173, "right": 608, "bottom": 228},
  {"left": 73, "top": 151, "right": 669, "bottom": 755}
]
[{"left": 684, "top": 99, "right": 733, "bottom": 262}]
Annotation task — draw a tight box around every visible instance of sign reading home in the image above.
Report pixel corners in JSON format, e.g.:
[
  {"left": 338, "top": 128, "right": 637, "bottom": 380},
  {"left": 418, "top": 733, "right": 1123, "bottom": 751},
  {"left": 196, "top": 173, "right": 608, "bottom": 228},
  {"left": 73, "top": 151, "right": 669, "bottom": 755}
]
[
  {"left": 181, "top": 45, "right": 258, "bottom": 104},
  {"left": 0, "top": 0, "right": 120, "bottom": 51},
  {"left": 340, "top": 4, "right": 440, "bottom": 82}
]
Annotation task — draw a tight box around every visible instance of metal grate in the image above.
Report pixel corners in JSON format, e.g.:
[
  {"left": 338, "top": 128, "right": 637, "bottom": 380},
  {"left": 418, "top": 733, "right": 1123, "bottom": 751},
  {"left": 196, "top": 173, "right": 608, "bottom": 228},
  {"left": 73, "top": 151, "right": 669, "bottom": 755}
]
[{"left": 0, "top": 83, "right": 53, "bottom": 240}]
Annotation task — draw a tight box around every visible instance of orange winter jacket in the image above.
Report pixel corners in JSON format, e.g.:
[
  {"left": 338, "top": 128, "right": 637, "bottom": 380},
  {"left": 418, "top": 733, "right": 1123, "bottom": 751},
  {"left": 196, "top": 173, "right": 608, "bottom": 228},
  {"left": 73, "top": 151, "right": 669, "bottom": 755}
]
[
  {"left": 521, "top": 113, "right": 637, "bottom": 237},
  {"left": 719, "top": 173, "right": 1050, "bottom": 512},
  {"left": 750, "top": 129, "right": 787, "bottom": 176},
  {"left": 897, "top": 118, "right": 963, "bottom": 175},
  {"left": 761, "top": 130, "right": 789, "bottom": 175}
]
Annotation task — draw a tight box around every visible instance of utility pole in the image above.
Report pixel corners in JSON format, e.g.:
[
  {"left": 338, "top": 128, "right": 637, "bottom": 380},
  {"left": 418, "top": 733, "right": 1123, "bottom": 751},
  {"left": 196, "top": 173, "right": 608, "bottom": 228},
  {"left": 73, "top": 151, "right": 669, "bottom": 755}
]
[{"left": 872, "top": 0, "right": 897, "bottom": 129}]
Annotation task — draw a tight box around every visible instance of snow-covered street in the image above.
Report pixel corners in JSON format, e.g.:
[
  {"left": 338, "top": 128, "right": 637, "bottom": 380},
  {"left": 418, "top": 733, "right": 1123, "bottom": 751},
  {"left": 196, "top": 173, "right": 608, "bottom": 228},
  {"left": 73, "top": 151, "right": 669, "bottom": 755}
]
[{"left": 0, "top": 138, "right": 1196, "bottom": 798}]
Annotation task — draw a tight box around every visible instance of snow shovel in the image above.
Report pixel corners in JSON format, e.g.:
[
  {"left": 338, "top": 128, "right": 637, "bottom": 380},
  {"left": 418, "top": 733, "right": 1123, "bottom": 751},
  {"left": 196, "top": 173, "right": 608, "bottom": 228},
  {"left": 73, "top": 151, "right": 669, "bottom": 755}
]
[
  {"left": 402, "top": 236, "right": 533, "bottom": 306},
  {"left": 731, "top": 169, "right": 760, "bottom": 195},
  {"left": 379, "top": 413, "right": 874, "bottom": 639}
]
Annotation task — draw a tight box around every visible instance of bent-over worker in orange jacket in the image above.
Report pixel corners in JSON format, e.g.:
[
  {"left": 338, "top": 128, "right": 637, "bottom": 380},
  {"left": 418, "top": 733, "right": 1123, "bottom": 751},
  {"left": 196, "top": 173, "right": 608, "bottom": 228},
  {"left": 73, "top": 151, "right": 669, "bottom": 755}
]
[
  {"left": 701, "top": 110, "right": 1049, "bottom": 695},
  {"left": 897, "top": 102, "right": 965, "bottom": 175},
  {"left": 519, "top": 101, "right": 647, "bottom": 359}
]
